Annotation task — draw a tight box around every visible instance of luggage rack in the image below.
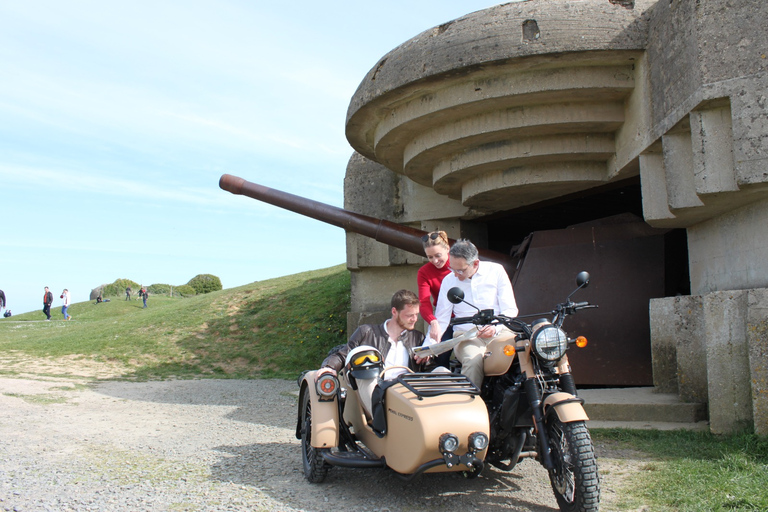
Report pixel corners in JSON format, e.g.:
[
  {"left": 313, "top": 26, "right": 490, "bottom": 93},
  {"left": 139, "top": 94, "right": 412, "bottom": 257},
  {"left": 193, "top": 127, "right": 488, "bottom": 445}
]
[{"left": 396, "top": 373, "right": 480, "bottom": 398}]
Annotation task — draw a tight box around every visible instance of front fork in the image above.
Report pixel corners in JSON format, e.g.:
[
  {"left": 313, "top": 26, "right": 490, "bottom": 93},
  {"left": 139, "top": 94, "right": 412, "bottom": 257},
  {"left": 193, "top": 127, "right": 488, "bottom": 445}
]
[{"left": 524, "top": 378, "right": 554, "bottom": 470}]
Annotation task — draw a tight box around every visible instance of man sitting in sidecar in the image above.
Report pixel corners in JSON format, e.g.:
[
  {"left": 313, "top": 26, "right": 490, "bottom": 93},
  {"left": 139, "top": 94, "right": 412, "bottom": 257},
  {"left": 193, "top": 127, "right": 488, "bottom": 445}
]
[
  {"left": 317, "top": 289, "right": 435, "bottom": 380},
  {"left": 297, "top": 289, "right": 491, "bottom": 482}
]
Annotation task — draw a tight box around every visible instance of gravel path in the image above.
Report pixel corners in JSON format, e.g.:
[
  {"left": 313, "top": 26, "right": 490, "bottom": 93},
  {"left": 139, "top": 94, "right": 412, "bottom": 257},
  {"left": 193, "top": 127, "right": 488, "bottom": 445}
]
[{"left": 0, "top": 377, "right": 635, "bottom": 512}]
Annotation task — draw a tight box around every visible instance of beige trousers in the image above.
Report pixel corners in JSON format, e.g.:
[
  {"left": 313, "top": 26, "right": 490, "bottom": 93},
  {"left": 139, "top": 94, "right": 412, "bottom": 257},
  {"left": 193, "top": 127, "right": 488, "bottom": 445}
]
[{"left": 454, "top": 328, "right": 514, "bottom": 387}]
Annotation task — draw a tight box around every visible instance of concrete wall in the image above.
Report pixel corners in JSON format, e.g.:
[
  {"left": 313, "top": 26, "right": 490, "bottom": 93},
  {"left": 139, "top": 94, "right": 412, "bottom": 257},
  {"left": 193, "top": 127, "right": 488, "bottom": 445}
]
[
  {"left": 642, "top": 0, "right": 768, "bottom": 292},
  {"left": 651, "top": 288, "right": 768, "bottom": 435},
  {"left": 688, "top": 199, "right": 768, "bottom": 295}
]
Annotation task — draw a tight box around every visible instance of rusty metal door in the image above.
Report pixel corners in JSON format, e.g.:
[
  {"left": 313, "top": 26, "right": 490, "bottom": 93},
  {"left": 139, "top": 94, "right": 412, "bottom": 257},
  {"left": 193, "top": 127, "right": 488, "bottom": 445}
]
[{"left": 512, "top": 221, "right": 666, "bottom": 386}]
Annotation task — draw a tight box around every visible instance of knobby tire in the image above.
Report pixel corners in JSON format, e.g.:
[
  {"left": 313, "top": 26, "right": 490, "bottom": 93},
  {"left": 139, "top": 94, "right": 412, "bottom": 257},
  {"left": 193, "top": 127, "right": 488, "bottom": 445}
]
[
  {"left": 546, "top": 418, "right": 600, "bottom": 512},
  {"left": 301, "top": 391, "right": 330, "bottom": 483}
]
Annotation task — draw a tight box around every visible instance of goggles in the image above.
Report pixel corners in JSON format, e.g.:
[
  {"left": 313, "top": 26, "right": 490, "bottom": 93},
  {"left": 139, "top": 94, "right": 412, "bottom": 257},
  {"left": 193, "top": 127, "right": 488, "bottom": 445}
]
[
  {"left": 353, "top": 352, "right": 380, "bottom": 366},
  {"left": 421, "top": 232, "right": 441, "bottom": 243}
]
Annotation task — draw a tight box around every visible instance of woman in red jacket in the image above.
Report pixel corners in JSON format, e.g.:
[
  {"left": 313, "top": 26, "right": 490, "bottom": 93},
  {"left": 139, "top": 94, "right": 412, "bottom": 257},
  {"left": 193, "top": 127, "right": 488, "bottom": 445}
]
[{"left": 417, "top": 231, "right": 453, "bottom": 367}]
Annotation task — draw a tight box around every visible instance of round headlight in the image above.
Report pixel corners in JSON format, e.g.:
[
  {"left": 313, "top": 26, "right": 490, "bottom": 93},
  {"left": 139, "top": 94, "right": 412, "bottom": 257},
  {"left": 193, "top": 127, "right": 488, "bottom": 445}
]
[
  {"left": 439, "top": 433, "right": 460, "bottom": 453},
  {"left": 468, "top": 432, "right": 489, "bottom": 451},
  {"left": 532, "top": 325, "right": 568, "bottom": 361}
]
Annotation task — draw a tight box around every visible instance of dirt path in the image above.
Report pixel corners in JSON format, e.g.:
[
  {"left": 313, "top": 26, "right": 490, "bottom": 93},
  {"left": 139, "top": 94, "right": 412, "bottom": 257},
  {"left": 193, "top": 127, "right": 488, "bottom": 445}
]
[{"left": 0, "top": 376, "right": 641, "bottom": 511}]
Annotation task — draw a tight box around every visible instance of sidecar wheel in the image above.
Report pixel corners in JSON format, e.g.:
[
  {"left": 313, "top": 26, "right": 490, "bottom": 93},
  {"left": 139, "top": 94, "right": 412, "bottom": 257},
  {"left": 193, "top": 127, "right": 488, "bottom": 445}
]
[
  {"left": 546, "top": 418, "right": 600, "bottom": 512},
  {"left": 301, "top": 391, "right": 330, "bottom": 483}
]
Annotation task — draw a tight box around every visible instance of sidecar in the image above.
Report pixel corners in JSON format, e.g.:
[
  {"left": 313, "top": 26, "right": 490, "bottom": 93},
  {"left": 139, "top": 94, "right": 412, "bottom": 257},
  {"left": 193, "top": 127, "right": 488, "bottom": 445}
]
[{"left": 295, "top": 347, "right": 490, "bottom": 482}]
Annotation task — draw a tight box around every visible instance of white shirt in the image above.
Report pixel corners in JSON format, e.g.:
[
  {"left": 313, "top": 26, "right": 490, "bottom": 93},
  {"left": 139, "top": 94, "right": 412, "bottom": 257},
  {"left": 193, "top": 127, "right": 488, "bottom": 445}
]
[
  {"left": 382, "top": 319, "right": 411, "bottom": 379},
  {"left": 430, "top": 260, "right": 518, "bottom": 344}
]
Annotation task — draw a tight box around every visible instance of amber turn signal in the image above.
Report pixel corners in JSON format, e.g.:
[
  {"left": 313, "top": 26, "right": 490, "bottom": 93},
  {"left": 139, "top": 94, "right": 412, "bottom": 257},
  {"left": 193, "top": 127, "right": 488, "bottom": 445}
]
[
  {"left": 575, "top": 336, "right": 588, "bottom": 348},
  {"left": 503, "top": 345, "right": 516, "bottom": 356}
]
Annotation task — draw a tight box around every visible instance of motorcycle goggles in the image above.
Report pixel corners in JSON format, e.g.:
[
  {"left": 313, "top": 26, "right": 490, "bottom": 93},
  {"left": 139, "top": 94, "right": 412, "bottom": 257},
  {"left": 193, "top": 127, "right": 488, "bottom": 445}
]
[{"left": 353, "top": 352, "right": 380, "bottom": 366}]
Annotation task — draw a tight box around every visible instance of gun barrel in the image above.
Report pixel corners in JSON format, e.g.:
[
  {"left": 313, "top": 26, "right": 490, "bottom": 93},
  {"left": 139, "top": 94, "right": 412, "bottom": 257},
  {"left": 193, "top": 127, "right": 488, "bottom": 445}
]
[{"left": 219, "top": 174, "right": 514, "bottom": 271}]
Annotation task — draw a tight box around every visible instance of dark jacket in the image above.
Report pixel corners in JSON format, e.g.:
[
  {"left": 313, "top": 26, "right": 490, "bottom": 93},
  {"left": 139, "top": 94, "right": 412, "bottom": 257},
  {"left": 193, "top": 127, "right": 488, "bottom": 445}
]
[
  {"left": 44, "top": 291, "right": 53, "bottom": 306},
  {"left": 322, "top": 322, "right": 435, "bottom": 373},
  {"left": 0, "top": 289, "right": 5, "bottom": 309}
]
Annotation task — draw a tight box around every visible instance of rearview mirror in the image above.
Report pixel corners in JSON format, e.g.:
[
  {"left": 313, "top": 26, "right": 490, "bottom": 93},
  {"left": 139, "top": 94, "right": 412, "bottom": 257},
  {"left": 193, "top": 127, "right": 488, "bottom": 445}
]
[
  {"left": 447, "top": 287, "right": 465, "bottom": 304},
  {"left": 576, "top": 271, "right": 590, "bottom": 288}
]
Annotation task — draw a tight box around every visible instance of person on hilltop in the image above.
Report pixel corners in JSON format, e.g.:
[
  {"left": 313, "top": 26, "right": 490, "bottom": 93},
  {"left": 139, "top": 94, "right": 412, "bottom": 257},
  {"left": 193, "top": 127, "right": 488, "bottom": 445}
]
[
  {"left": 61, "top": 289, "right": 72, "bottom": 321},
  {"left": 139, "top": 286, "right": 148, "bottom": 308},
  {"left": 0, "top": 288, "right": 6, "bottom": 313},
  {"left": 125, "top": 286, "right": 132, "bottom": 301},
  {"left": 43, "top": 286, "right": 53, "bottom": 321}
]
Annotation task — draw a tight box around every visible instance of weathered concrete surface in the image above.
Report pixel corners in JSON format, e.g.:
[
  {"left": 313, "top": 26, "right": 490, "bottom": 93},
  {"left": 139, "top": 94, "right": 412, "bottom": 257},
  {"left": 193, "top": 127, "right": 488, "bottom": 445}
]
[
  {"left": 650, "top": 296, "right": 707, "bottom": 402},
  {"left": 747, "top": 289, "right": 768, "bottom": 436},
  {"left": 687, "top": 198, "right": 768, "bottom": 295},
  {"left": 652, "top": 288, "right": 768, "bottom": 434},
  {"left": 346, "top": 0, "right": 657, "bottom": 212},
  {"left": 704, "top": 290, "right": 753, "bottom": 434}
]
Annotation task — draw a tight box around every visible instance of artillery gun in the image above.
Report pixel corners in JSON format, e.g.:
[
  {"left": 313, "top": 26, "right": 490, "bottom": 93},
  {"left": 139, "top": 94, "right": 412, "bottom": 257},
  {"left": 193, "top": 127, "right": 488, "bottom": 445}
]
[{"left": 219, "top": 173, "right": 665, "bottom": 386}]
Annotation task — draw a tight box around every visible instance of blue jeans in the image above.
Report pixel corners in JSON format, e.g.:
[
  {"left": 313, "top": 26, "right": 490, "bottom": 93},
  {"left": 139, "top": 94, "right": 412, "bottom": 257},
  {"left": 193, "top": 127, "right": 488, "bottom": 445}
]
[
  {"left": 142, "top": 297, "right": 147, "bottom": 308},
  {"left": 61, "top": 305, "right": 69, "bottom": 319}
]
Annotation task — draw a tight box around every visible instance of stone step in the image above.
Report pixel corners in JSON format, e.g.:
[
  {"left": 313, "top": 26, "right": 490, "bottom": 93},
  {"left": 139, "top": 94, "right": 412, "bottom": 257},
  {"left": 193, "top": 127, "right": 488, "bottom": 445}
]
[{"left": 578, "top": 387, "right": 709, "bottom": 430}]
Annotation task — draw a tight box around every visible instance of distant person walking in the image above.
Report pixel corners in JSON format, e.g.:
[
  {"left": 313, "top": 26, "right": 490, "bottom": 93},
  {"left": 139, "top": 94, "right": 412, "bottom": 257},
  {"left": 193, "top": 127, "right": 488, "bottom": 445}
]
[
  {"left": 43, "top": 286, "right": 53, "bottom": 320},
  {"left": 139, "top": 286, "right": 148, "bottom": 308},
  {"left": 61, "top": 289, "right": 72, "bottom": 321},
  {"left": 125, "top": 286, "right": 132, "bottom": 301}
]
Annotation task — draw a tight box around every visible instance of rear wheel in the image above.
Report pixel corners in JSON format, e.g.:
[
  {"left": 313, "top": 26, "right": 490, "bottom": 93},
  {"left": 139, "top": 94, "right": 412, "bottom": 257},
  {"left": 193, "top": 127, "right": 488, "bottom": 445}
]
[
  {"left": 546, "top": 418, "right": 600, "bottom": 512},
  {"left": 301, "top": 391, "right": 330, "bottom": 483}
]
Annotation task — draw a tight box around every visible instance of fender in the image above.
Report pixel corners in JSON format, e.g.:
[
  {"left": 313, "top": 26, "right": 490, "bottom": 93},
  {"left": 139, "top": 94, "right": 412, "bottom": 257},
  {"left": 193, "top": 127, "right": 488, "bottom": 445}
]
[
  {"left": 297, "top": 370, "right": 340, "bottom": 449},
  {"left": 543, "top": 392, "right": 589, "bottom": 423}
]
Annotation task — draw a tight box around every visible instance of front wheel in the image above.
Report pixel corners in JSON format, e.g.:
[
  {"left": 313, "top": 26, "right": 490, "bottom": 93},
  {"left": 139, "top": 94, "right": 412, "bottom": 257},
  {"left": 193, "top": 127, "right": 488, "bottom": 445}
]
[
  {"left": 546, "top": 418, "right": 600, "bottom": 512},
  {"left": 301, "top": 391, "right": 330, "bottom": 483}
]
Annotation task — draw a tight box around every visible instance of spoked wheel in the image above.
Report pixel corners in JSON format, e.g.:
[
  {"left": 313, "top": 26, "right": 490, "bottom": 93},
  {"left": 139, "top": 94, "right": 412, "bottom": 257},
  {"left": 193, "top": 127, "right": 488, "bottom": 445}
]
[
  {"left": 301, "top": 391, "right": 330, "bottom": 483},
  {"left": 546, "top": 418, "right": 600, "bottom": 512}
]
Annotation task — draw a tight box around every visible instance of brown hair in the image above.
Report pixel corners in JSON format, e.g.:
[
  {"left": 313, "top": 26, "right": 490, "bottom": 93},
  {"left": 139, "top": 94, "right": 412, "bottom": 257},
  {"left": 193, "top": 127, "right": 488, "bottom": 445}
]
[
  {"left": 421, "top": 230, "right": 449, "bottom": 250},
  {"left": 391, "top": 289, "right": 420, "bottom": 311}
]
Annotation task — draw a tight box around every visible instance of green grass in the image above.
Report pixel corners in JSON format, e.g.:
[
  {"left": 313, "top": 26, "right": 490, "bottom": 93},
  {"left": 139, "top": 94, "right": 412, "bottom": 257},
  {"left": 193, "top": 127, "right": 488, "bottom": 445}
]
[
  {"left": 593, "top": 429, "right": 768, "bottom": 511},
  {"left": 2, "top": 263, "right": 766, "bottom": 510},
  {"left": 0, "top": 264, "right": 350, "bottom": 380}
]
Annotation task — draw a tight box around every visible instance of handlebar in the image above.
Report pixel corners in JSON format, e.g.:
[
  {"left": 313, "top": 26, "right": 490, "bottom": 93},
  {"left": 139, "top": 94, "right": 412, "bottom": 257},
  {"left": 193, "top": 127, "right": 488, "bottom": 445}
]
[{"left": 449, "top": 301, "right": 598, "bottom": 334}]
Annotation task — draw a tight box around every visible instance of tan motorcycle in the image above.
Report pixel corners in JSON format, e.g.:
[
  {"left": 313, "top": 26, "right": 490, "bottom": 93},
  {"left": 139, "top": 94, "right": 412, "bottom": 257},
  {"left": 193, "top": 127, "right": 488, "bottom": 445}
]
[{"left": 296, "top": 272, "right": 599, "bottom": 512}]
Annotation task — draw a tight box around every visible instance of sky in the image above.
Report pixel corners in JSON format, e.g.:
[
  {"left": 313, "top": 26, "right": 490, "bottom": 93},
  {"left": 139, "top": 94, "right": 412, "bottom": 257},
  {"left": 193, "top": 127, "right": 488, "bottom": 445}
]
[{"left": 0, "top": 0, "right": 505, "bottom": 316}]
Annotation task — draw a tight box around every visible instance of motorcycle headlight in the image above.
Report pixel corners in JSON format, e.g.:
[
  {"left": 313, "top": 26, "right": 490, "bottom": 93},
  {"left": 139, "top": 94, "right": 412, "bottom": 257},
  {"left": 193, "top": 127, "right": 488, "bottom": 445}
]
[
  {"left": 532, "top": 325, "right": 568, "bottom": 361},
  {"left": 439, "top": 433, "right": 460, "bottom": 453},
  {"left": 468, "top": 432, "right": 489, "bottom": 451}
]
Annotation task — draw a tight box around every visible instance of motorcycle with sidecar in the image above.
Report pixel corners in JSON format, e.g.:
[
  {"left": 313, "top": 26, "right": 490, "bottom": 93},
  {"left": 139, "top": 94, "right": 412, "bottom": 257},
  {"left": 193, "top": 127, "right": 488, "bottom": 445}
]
[{"left": 296, "top": 271, "right": 600, "bottom": 512}]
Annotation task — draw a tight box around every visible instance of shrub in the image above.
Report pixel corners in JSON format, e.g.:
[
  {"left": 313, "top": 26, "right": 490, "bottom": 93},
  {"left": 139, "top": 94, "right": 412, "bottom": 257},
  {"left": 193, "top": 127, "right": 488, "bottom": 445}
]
[
  {"left": 187, "top": 274, "right": 222, "bottom": 294},
  {"left": 102, "top": 278, "right": 141, "bottom": 298},
  {"left": 147, "top": 284, "right": 171, "bottom": 295},
  {"left": 174, "top": 284, "right": 197, "bottom": 297}
]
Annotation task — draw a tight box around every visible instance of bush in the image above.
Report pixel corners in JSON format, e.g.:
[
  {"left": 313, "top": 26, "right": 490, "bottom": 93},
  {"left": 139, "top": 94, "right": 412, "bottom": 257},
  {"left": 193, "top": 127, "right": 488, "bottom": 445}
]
[
  {"left": 174, "top": 284, "right": 197, "bottom": 297},
  {"left": 187, "top": 274, "right": 222, "bottom": 294},
  {"left": 102, "top": 278, "right": 141, "bottom": 298},
  {"left": 147, "top": 284, "right": 171, "bottom": 296}
]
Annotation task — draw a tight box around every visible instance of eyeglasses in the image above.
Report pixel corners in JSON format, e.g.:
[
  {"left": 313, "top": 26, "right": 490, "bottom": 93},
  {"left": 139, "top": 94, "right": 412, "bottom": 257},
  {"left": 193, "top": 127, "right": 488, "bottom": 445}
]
[
  {"left": 421, "top": 232, "right": 441, "bottom": 243},
  {"left": 449, "top": 261, "right": 476, "bottom": 276},
  {"left": 353, "top": 353, "right": 380, "bottom": 366}
]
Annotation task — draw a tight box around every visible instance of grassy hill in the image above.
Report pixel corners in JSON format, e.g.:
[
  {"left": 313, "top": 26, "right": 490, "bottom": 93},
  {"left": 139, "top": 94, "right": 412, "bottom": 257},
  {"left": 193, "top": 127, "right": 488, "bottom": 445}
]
[{"left": 0, "top": 265, "right": 350, "bottom": 381}]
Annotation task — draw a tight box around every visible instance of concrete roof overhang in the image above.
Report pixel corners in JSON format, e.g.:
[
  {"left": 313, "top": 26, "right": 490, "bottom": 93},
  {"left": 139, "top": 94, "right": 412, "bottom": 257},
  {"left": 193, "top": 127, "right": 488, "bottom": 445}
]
[{"left": 346, "top": 0, "right": 657, "bottom": 213}]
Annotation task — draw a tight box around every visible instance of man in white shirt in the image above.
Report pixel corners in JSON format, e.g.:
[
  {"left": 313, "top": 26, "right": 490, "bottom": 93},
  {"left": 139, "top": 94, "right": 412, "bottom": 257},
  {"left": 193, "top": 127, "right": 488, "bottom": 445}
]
[{"left": 430, "top": 239, "right": 518, "bottom": 387}]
